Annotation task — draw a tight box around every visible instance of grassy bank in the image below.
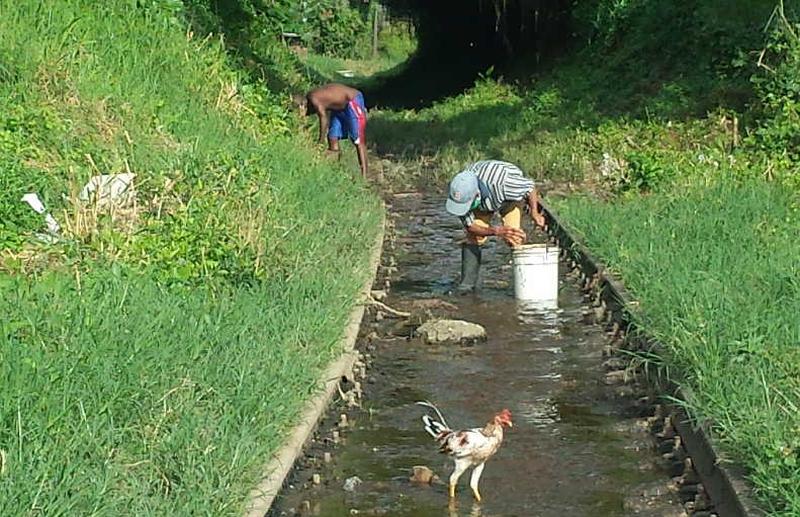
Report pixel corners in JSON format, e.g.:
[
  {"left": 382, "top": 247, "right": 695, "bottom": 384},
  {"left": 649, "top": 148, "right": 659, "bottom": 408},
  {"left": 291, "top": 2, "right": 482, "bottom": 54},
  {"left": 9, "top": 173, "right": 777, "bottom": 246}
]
[
  {"left": 1, "top": 1, "right": 380, "bottom": 514},
  {"left": 364, "top": 1, "right": 799, "bottom": 513},
  {"left": 555, "top": 182, "right": 800, "bottom": 514},
  {"left": 1, "top": 222, "right": 375, "bottom": 514},
  {"left": 369, "top": 1, "right": 798, "bottom": 191}
]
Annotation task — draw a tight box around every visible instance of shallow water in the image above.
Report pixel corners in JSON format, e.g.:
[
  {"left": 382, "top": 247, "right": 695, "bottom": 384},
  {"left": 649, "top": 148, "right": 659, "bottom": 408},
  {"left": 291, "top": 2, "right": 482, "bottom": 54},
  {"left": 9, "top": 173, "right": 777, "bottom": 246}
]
[{"left": 271, "top": 195, "right": 678, "bottom": 517}]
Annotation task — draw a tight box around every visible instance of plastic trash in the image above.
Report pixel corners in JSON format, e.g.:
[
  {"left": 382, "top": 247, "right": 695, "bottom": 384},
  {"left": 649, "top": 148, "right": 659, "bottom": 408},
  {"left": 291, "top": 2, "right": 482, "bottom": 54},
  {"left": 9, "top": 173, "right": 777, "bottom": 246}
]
[
  {"left": 21, "top": 192, "right": 46, "bottom": 214},
  {"left": 21, "top": 192, "right": 60, "bottom": 235},
  {"left": 79, "top": 173, "right": 136, "bottom": 207}
]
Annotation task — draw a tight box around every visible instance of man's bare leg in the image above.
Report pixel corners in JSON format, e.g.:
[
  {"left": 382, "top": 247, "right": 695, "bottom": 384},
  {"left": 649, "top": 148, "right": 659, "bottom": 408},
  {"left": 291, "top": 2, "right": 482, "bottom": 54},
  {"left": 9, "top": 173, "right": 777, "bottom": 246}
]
[{"left": 356, "top": 141, "right": 368, "bottom": 179}]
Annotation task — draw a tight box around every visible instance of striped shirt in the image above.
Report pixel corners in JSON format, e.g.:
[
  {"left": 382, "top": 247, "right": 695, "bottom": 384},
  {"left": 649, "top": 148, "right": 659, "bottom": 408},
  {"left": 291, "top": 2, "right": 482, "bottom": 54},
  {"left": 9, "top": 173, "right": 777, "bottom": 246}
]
[{"left": 460, "top": 160, "right": 535, "bottom": 227}]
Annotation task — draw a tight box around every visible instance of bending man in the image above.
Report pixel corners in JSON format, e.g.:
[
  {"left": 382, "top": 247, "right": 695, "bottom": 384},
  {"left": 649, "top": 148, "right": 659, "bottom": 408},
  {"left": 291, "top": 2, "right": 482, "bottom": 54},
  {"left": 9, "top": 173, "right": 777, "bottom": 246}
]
[
  {"left": 445, "top": 160, "right": 546, "bottom": 293},
  {"left": 303, "top": 83, "right": 368, "bottom": 178}
]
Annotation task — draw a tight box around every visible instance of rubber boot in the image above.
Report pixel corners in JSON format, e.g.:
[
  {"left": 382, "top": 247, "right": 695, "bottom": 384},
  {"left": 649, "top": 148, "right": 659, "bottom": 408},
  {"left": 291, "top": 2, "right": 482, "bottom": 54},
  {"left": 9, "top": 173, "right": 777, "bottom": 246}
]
[{"left": 456, "top": 243, "right": 482, "bottom": 294}]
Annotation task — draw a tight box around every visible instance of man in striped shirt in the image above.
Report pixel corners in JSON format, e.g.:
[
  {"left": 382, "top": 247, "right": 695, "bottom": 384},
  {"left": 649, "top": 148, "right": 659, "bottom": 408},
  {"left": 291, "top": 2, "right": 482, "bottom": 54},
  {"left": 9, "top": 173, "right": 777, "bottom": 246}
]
[{"left": 445, "top": 160, "right": 546, "bottom": 293}]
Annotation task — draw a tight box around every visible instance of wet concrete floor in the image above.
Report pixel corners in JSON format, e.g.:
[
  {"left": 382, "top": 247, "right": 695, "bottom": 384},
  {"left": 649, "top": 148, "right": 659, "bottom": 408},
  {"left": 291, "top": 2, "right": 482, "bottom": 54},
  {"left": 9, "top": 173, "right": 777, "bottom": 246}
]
[{"left": 271, "top": 195, "right": 681, "bottom": 516}]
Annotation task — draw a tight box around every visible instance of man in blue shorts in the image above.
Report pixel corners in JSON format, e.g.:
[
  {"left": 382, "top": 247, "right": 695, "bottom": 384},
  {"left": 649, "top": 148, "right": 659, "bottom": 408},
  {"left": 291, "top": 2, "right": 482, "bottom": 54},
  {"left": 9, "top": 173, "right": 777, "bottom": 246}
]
[{"left": 303, "top": 83, "right": 368, "bottom": 178}]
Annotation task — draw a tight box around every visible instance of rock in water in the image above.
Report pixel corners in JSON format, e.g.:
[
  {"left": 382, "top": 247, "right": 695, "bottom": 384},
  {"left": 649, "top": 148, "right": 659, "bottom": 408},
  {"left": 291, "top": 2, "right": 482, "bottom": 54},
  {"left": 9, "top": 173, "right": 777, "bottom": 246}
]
[
  {"left": 409, "top": 465, "right": 440, "bottom": 485},
  {"left": 343, "top": 476, "right": 363, "bottom": 492},
  {"left": 416, "top": 319, "right": 486, "bottom": 344}
]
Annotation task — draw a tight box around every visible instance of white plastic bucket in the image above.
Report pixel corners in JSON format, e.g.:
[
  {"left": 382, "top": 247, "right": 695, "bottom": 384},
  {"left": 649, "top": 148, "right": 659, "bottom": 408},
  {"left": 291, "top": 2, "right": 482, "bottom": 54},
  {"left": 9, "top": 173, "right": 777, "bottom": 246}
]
[{"left": 512, "top": 244, "right": 559, "bottom": 301}]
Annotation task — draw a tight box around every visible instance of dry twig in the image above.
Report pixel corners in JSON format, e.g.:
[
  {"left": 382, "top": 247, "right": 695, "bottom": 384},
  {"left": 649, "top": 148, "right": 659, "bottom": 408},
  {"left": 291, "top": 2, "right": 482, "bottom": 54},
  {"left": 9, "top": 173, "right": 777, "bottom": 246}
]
[{"left": 366, "top": 296, "right": 411, "bottom": 318}]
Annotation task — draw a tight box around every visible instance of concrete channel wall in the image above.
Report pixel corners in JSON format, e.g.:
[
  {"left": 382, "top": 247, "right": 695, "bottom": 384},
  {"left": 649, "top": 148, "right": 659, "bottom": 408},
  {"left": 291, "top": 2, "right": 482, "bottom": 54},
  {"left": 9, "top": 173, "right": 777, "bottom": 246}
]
[
  {"left": 243, "top": 210, "right": 386, "bottom": 517},
  {"left": 541, "top": 201, "right": 764, "bottom": 517}
]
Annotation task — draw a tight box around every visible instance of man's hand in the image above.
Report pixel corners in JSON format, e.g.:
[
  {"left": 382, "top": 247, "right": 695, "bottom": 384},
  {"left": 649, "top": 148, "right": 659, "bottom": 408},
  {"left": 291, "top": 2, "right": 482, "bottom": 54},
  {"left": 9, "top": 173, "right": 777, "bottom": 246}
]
[
  {"left": 532, "top": 211, "right": 546, "bottom": 230},
  {"left": 496, "top": 226, "right": 526, "bottom": 247}
]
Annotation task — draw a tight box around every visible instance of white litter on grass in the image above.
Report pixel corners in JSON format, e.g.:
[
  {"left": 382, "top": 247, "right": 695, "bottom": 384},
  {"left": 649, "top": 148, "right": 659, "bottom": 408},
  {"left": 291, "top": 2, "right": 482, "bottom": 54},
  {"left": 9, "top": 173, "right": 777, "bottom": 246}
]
[
  {"left": 21, "top": 192, "right": 47, "bottom": 215},
  {"left": 599, "top": 152, "right": 625, "bottom": 178},
  {"left": 21, "top": 192, "right": 61, "bottom": 235},
  {"left": 79, "top": 173, "right": 136, "bottom": 208},
  {"left": 336, "top": 70, "right": 355, "bottom": 78}
]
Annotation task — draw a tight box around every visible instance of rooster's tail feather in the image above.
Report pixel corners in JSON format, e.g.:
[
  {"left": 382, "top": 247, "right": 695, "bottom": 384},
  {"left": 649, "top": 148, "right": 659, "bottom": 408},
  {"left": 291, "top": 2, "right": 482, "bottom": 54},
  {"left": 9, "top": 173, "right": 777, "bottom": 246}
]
[
  {"left": 417, "top": 400, "right": 451, "bottom": 439},
  {"left": 415, "top": 400, "right": 450, "bottom": 428},
  {"left": 421, "top": 414, "right": 449, "bottom": 439}
]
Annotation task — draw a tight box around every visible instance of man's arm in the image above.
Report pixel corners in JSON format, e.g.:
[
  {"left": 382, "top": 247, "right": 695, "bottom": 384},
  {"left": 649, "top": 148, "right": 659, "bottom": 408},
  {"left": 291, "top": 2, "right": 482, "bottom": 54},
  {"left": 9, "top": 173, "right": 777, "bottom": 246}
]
[
  {"left": 527, "top": 188, "right": 546, "bottom": 229},
  {"left": 317, "top": 108, "right": 329, "bottom": 144},
  {"left": 466, "top": 223, "right": 526, "bottom": 245},
  {"left": 307, "top": 96, "right": 329, "bottom": 144}
]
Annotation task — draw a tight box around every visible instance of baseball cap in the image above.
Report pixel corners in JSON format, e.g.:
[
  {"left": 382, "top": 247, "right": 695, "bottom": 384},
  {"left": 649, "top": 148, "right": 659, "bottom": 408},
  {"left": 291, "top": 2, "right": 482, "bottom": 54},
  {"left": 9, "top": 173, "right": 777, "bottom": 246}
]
[{"left": 446, "top": 170, "right": 479, "bottom": 216}]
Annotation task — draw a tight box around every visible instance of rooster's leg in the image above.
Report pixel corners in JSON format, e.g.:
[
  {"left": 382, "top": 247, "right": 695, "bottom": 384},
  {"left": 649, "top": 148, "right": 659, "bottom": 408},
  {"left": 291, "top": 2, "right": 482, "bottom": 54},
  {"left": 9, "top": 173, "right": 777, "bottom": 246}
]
[
  {"left": 449, "top": 459, "right": 470, "bottom": 499},
  {"left": 469, "top": 462, "right": 486, "bottom": 502}
]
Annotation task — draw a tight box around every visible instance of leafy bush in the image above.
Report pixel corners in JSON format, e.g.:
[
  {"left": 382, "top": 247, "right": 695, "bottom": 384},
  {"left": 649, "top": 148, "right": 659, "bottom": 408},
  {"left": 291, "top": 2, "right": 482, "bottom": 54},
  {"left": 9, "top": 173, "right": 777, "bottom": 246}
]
[
  {"left": 619, "top": 150, "right": 675, "bottom": 193},
  {"left": 750, "top": 3, "right": 800, "bottom": 167},
  {"left": 184, "top": 0, "right": 373, "bottom": 59},
  {"left": 378, "top": 21, "right": 417, "bottom": 63},
  {"left": 309, "top": 1, "right": 370, "bottom": 56}
]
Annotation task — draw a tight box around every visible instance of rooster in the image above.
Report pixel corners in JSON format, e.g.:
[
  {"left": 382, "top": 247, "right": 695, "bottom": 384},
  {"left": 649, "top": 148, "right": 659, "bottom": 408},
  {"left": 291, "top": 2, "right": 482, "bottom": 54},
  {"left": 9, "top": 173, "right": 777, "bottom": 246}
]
[{"left": 417, "top": 401, "right": 513, "bottom": 502}]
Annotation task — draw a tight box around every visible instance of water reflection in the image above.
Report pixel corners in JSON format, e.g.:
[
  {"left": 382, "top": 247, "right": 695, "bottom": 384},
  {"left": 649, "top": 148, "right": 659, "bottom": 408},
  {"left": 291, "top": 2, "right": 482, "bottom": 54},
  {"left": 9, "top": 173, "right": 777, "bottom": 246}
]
[
  {"left": 447, "top": 501, "right": 486, "bottom": 517},
  {"left": 516, "top": 395, "right": 561, "bottom": 427},
  {"left": 516, "top": 299, "right": 560, "bottom": 331}
]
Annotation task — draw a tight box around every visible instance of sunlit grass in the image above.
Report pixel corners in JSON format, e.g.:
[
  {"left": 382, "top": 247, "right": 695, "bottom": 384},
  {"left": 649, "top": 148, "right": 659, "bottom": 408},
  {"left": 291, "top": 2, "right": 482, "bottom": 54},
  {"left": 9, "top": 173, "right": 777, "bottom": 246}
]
[
  {"left": 555, "top": 180, "right": 800, "bottom": 515},
  {"left": 0, "top": 0, "right": 381, "bottom": 514},
  {"left": 0, "top": 245, "right": 374, "bottom": 515},
  {"left": 366, "top": 71, "right": 743, "bottom": 191},
  {"left": 0, "top": 145, "right": 380, "bottom": 514},
  {"left": 297, "top": 22, "right": 417, "bottom": 90}
]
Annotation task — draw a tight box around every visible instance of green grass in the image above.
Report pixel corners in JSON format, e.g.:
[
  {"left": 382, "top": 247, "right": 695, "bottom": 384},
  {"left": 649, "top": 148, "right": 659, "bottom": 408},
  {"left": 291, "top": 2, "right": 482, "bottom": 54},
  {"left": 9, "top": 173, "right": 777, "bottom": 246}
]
[
  {"left": 0, "top": 237, "right": 374, "bottom": 514},
  {"left": 366, "top": 67, "right": 794, "bottom": 192},
  {"left": 297, "top": 21, "right": 417, "bottom": 90},
  {"left": 0, "top": 0, "right": 381, "bottom": 514},
  {"left": 554, "top": 181, "right": 800, "bottom": 514}
]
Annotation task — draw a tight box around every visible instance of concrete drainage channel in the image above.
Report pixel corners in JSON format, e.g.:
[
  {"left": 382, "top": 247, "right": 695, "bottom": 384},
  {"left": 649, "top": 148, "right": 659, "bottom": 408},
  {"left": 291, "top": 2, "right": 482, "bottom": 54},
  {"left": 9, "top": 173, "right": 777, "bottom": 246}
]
[
  {"left": 256, "top": 193, "right": 769, "bottom": 517},
  {"left": 243, "top": 211, "right": 386, "bottom": 517},
  {"left": 542, "top": 202, "right": 764, "bottom": 517}
]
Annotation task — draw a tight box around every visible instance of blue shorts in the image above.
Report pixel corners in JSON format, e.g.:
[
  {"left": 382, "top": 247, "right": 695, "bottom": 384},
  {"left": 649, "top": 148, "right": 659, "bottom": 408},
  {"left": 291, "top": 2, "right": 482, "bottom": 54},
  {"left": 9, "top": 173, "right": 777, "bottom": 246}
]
[{"left": 328, "top": 92, "right": 367, "bottom": 144}]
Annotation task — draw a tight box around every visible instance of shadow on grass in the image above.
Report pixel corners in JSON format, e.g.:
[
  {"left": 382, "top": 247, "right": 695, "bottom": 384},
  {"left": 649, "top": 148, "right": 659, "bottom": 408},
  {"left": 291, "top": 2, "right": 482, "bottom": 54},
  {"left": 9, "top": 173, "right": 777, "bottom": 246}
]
[
  {"left": 366, "top": 59, "right": 749, "bottom": 167},
  {"left": 368, "top": 101, "right": 523, "bottom": 158}
]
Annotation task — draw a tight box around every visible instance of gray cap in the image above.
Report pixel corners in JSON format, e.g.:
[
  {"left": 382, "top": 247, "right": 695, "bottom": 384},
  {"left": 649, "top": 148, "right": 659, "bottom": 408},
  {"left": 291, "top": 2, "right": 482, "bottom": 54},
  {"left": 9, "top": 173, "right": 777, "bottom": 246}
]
[{"left": 446, "top": 170, "right": 479, "bottom": 216}]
